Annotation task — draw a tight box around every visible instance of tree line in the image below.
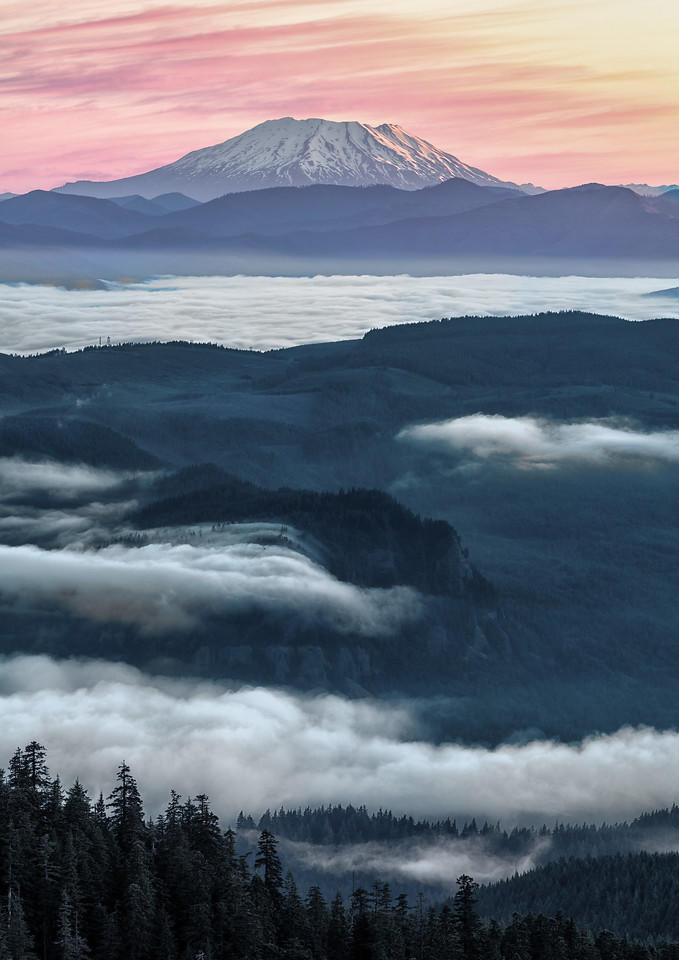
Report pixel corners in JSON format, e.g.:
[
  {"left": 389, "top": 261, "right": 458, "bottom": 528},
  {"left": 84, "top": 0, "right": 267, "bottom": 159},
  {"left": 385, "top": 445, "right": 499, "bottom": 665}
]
[
  {"left": 241, "top": 802, "right": 679, "bottom": 862},
  {"left": 2, "top": 743, "right": 679, "bottom": 960}
]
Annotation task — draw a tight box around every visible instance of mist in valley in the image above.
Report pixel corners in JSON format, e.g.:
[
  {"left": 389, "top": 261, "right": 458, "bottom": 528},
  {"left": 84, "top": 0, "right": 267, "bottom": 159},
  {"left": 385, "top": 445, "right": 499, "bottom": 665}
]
[{"left": 0, "top": 272, "right": 677, "bottom": 354}]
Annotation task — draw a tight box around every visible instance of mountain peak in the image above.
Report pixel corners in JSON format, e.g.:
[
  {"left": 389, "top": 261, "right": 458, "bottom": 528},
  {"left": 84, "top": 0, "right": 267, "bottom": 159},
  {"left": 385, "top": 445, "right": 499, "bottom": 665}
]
[{"left": 55, "top": 117, "right": 532, "bottom": 201}]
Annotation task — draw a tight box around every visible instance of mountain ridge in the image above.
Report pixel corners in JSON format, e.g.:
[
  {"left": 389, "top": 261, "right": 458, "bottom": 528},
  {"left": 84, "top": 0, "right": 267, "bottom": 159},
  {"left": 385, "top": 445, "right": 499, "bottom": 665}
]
[
  {"left": 2, "top": 181, "right": 676, "bottom": 255},
  {"left": 1, "top": 180, "right": 676, "bottom": 284}
]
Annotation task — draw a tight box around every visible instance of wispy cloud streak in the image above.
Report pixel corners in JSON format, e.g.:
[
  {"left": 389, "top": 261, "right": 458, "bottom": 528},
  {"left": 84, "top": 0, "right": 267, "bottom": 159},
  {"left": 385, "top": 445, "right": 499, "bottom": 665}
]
[
  {"left": 1, "top": 0, "right": 677, "bottom": 191},
  {"left": 400, "top": 415, "right": 679, "bottom": 468}
]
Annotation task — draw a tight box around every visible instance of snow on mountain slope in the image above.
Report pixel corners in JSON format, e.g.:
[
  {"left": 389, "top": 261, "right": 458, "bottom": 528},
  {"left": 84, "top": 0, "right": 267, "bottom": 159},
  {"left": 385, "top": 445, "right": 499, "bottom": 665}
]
[
  {"left": 621, "top": 183, "right": 679, "bottom": 197},
  {"left": 55, "top": 118, "right": 539, "bottom": 201}
]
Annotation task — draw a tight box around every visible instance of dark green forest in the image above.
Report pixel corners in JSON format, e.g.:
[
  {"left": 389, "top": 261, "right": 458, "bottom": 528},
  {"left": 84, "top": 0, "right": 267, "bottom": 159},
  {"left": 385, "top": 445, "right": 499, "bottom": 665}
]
[
  {"left": 3, "top": 744, "right": 679, "bottom": 960},
  {"left": 133, "top": 466, "right": 493, "bottom": 599},
  {"left": 477, "top": 852, "right": 679, "bottom": 943},
  {"left": 241, "top": 802, "right": 679, "bottom": 862}
]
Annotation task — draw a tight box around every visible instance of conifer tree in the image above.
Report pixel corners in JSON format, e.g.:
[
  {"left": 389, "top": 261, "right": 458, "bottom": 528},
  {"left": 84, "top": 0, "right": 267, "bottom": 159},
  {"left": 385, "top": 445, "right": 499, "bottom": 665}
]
[
  {"left": 454, "top": 874, "right": 481, "bottom": 960},
  {"left": 23, "top": 744, "right": 50, "bottom": 795},
  {"left": 325, "top": 892, "right": 349, "bottom": 960},
  {"left": 254, "top": 830, "right": 283, "bottom": 896},
  {"left": 57, "top": 891, "right": 90, "bottom": 960},
  {"left": 306, "top": 886, "right": 328, "bottom": 960},
  {"left": 2, "top": 743, "right": 679, "bottom": 960},
  {"left": 63, "top": 782, "right": 91, "bottom": 830},
  {"left": 8, "top": 749, "right": 29, "bottom": 791},
  {"left": 280, "top": 872, "right": 309, "bottom": 954},
  {"left": 4, "top": 889, "right": 37, "bottom": 960},
  {"left": 192, "top": 795, "right": 222, "bottom": 862},
  {"left": 93, "top": 794, "right": 108, "bottom": 831},
  {"left": 106, "top": 763, "right": 144, "bottom": 849}
]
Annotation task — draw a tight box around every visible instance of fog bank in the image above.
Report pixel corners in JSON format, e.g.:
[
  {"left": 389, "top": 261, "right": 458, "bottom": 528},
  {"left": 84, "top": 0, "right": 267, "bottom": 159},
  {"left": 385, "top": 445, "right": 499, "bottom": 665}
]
[
  {"left": 3, "top": 656, "right": 679, "bottom": 825},
  {"left": 0, "top": 541, "right": 419, "bottom": 634},
  {"left": 275, "top": 834, "right": 550, "bottom": 886},
  {"left": 401, "top": 415, "right": 679, "bottom": 468},
  {"left": 1, "top": 274, "right": 677, "bottom": 354}
]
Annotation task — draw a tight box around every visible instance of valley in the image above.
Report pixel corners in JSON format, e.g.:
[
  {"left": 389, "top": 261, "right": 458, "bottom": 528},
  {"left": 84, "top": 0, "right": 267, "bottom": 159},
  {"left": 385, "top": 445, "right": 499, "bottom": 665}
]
[{"left": 2, "top": 311, "right": 679, "bottom": 741}]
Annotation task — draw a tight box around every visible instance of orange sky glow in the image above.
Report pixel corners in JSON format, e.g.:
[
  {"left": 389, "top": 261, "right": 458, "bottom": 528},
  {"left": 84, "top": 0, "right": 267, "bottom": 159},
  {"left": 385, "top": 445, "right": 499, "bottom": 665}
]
[{"left": 2, "top": 0, "right": 677, "bottom": 192}]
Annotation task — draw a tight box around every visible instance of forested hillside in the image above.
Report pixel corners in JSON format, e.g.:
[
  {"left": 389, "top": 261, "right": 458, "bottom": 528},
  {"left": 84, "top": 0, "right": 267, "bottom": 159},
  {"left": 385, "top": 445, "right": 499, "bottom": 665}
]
[
  {"left": 3, "top": 743, "right": 679, "bottom": 960},
  {"left": 3, "top": 313, "right": 679, "bottom": 739},
  {"left": 244, "top": 802, "right": 679, "bottom": 862},
  {"left": 477, "top": 852, "right": 679, "bottom": 942},
  {"left": 134, "top": 466, "right": 494, "bottom": 599}
]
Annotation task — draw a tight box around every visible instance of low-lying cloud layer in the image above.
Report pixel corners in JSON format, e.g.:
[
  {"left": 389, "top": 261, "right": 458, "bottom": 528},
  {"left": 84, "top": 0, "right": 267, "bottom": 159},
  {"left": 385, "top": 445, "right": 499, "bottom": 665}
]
[
  {"left": 401, "top": 415, "right": 679, "bottom": 468},
  {"left": 277, "top": 835, "right": 550, "bottom": 886},
  {"left": 0, "top": 502, "right": 130, "bottom": 549},
  {"left": 1, "top": 274, "right": 677, "bottom": 354},
  {"left": 0, "top": 456, "right": 137, "bottom": 501},
  {"left": 3, "top": 656, "right": 679, "bottom": 827},
  {"left": 0, "top": 458, "right": 146, "bottom": 546},
  {"left": 0, "top": 541, "right": 420, "bottom": 633}
]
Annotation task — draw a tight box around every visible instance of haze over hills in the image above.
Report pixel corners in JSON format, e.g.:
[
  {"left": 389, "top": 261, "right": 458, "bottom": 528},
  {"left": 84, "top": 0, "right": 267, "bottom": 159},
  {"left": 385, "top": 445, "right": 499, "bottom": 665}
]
[
  {"left": 0, "top": 179, "right": 677, "bottom": 284},
  {"left": 53, "top": 117, "right": 542, "bottom": 200},
  {"left": 106, "top": 192, "right": 200, "bottom": 215},
  {"left": 0, "top": 190, "right": 154, "bottom": 240},
  {"left": 3, "top": 312, "right": 679, "bottom": 741},
  {"left": 2, "top": 117, "right": 676, "bottom": 284},
  {"left": 0, "top": 180, "right": 518, "bottom": 241}
]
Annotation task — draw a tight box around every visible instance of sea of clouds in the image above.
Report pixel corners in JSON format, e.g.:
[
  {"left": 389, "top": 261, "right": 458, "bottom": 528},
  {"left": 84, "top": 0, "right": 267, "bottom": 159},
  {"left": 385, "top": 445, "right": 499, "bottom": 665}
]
[
  {"left": 3, "top": 272, "right": 679, "bottom": 885},
  {"left": 3, "top": 655, "right": 679, "bottom": 828},
  {"left": 1, "top": 274, "right": 677, "bottom": 354}
]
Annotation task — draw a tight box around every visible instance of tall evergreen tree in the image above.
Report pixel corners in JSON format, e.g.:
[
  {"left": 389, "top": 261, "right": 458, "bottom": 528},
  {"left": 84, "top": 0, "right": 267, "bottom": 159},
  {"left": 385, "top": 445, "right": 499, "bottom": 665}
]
[
  {"left": 327, "top": 893, "right": 350, "bottom": 960},
  {"left": 57, "top": 891, "right": 90, "bottom": 960},
  {"left": 4, "top": 889, "right": 37, "bottom": 960},
  {"left": 23, "top": 744, "right": 50, "bottom": 796},
  {"left": 255, "top": 830, "right": 283, "bottom": 897},
  {"left": 106, "top": 763, "right": 144, "bottom": 849},
  {"left": 306, "top": 886, "right": 328, "bottom": 960},
  {"left": 454, "top": 875, "right": 481, "bottom": 960}
]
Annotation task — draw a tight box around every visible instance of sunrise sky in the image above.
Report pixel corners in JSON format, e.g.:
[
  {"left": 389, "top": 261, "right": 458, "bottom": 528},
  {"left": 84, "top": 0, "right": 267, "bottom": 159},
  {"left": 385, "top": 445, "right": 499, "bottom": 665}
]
[{"left": 2, "top": 0, "right": 677, "bottom": 193}]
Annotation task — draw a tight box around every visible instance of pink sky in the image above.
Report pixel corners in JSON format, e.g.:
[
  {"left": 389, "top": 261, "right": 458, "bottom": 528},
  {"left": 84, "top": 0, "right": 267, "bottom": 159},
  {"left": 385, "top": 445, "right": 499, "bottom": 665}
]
[{"left": 2, "top": 0, "right": 678, "bottom": 193}]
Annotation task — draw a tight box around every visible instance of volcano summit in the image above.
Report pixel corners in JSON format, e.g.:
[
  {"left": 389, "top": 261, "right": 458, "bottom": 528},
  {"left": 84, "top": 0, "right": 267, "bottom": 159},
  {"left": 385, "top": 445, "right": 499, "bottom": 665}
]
[{"left": 54, "top": 117, "right": 539, "bottom": 201}]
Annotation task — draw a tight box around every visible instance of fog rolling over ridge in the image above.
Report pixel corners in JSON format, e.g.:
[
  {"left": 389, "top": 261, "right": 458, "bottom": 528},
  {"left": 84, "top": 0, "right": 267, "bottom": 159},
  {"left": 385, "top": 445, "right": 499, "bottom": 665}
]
[{"left": 0, "top": 540, "right": 421, "bottom": 636}]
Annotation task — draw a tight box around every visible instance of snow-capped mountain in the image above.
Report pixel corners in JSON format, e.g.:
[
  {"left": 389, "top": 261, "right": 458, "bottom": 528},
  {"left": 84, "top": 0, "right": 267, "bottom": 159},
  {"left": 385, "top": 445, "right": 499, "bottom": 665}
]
[
  {"left": 54, "top": 117, "right": 539, "bottom": 201},
  {"left": 620, "top": 183, "right": 679, "bottom": 197}
]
